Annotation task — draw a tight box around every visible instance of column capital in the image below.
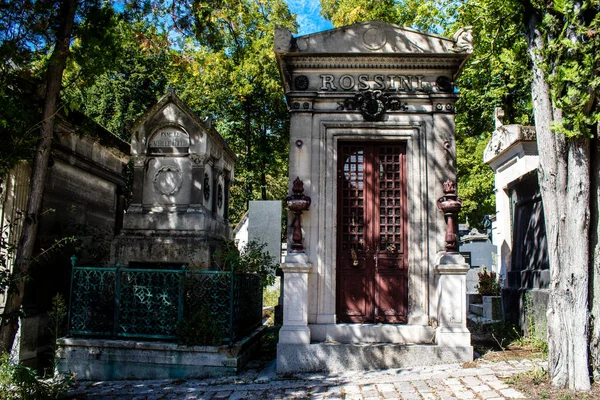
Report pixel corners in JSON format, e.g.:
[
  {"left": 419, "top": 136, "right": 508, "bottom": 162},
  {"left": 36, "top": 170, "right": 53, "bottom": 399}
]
[{"left": 281, "top": 262, "right": 312, "bottom": 274}]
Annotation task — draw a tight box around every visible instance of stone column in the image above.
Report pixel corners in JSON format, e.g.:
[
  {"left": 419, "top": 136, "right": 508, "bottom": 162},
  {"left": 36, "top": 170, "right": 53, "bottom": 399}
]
[
  {"left": 189, "top": 153, "right": 205, "bottom": 208},
  {"left": 130, "top": 155, "right": 145, "bottom": 209},
  {"left": 279, "top": 252, "right": 312, "bottom": 344},
  {"left": 223, "top": 170, "right": 231, "bottom": 221},
  {"left": 434, "top": 253, "right": 471, "bottom": 347},
  {"left": 213, "top": 166, "right": 223, "bottom": 217}
]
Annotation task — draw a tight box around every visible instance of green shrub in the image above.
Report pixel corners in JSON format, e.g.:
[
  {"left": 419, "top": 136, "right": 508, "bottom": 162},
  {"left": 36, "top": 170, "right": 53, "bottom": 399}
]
[
  {"left": 263, "top": 284, "right": 280, "bottom": 308},
  {"left": 215, "top": 240, "right": 278, "bottom": 288},
  {"left": 0, "top": 353, "right": 73, "bottom": 400},
  {"left": 176, "top": 305, "right": 224, "bottom": 346},
  {"left": 477, "top": 267, "right": 501, "bottom": 296}
]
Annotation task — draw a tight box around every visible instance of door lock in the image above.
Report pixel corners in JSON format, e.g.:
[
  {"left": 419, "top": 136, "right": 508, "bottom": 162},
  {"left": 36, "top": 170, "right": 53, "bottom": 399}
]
[{"left": 350, "top": 249, "right": 359, "bottom": 267}]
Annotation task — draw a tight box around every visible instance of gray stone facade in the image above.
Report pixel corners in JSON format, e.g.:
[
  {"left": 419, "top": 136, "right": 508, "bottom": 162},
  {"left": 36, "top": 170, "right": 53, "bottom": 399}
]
[
  {"left": 275, "top": 21, "right": 474, "bottom": 373},
  {"left": 111, "top": 91, "right": 236, "bottom": 269},
  {"left": 0, "top": 111, "right": 130, "bottom": 368}
]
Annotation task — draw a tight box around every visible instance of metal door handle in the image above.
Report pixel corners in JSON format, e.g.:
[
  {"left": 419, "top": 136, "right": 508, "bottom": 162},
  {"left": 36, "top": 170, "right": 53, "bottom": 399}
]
[{"left": 350, "top": 249, "right": 359, "bottom": 267}]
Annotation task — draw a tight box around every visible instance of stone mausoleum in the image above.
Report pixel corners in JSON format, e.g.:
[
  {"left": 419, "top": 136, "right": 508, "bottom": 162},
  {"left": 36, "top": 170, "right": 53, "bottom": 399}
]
[
  {"left": 111, "top": 91, "right": 236, "bottom": 269},
  {"left": 274, "top": 21, "right": 474, "bottom": 372}
]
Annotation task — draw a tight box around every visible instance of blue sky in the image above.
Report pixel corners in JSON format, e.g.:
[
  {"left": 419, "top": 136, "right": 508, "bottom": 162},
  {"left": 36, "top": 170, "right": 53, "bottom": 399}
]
[{"left": 285, "top": 0, "right": 334, "bottom": 36}]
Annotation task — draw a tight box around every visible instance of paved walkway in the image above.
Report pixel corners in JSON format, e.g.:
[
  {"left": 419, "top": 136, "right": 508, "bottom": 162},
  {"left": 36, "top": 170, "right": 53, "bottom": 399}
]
[{"left": 69, "top": 358, "right": 543, "bottom": 399}]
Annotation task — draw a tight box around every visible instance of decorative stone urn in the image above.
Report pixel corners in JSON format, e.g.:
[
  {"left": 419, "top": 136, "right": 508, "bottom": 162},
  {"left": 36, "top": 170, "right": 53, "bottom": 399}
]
[
  {"left": 285, "top": 177, "right": 311, "bottom": 252},
  {"left": 437, "top": 180, "right": 462, "bottom": 253}
]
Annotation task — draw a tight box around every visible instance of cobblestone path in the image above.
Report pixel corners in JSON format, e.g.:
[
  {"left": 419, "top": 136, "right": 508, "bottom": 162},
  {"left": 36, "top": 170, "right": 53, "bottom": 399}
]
[{"left": 69, "top": 358, "right": 542, "bottom": 399}]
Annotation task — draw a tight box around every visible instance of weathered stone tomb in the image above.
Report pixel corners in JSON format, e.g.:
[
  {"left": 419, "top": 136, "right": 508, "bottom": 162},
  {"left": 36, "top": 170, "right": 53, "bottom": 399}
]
[
  {"left": 274, "top": 21, "right": 474, "bottom": 372},
  {"left": 111, "top": 91, "right": 236, "bottom": 269}
]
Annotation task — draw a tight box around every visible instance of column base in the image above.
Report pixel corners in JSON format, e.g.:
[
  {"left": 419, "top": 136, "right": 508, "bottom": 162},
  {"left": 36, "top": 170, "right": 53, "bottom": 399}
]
[
  {"left": 435, "top": 327, "right": 471, "bottom": 347},
  {"left": 279, "top": 325, "right": 311, "bottom": 344}
]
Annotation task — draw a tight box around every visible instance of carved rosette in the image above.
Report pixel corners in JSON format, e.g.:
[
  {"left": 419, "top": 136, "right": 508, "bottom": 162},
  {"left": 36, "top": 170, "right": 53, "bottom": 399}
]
[
  {"left": 294, "top": 75, "right": 309, "bottom": 90},
  {"left": 153, "top": 165, "right": 183, "bottom": 195}
]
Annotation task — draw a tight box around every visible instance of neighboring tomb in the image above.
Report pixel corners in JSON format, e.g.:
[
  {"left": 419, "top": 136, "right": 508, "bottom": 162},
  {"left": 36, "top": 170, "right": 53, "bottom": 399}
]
[
  {"left": 111, "top": 91, "right": 236, "bottom": 269},
  {"left": 483, "top": 107, "right": 549, "bottom": 337},
  {"left": 0, "top": 111, "right": 129, "bottom": 368}
]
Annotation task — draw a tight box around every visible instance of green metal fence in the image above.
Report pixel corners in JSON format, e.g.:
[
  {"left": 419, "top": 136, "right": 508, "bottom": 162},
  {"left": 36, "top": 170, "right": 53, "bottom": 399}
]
[{"left": 68, "top": 262, "right": 262, "bottom": 343}]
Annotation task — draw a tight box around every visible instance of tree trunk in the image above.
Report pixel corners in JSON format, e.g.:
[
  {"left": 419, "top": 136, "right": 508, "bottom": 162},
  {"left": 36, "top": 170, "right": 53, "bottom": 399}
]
[
  {"left": 526, "top": 7, "right": 592, "bottom": 391},
  {"left": 591, "top": 123, "right": 600, "bottom": 380},
  {"left": 244, "top": 100, "right": 253, "bottom": 201},
  {"left": 0, "top": 0, "right": 77, "bottom": 354}
]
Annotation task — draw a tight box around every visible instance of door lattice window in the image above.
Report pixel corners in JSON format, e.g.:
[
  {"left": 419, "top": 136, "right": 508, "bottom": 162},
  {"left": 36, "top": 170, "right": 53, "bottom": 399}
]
[
  {"left": 378, "top": 146, "right": 404, "bottom": 253},
  {"left": 341, "top": 146, "right": 364, "bottom": 251}
]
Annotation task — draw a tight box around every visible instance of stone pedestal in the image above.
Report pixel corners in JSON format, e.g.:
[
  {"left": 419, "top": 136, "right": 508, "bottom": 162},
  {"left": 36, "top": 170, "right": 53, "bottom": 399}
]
[
  {"left": 279, "top": 253, "right": 312, "bottom": 344},
  {"left": 434, "top": 253, "right": 472, "bottom": 347}
]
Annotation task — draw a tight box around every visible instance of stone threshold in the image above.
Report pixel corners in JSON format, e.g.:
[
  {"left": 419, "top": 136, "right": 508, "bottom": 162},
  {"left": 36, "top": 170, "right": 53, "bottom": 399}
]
[
  {"left": 310, "top": 323, "right": 435, "bottom": 344},
  {"left": 277, "top": 342, "right": 473, "bottom": 374}
]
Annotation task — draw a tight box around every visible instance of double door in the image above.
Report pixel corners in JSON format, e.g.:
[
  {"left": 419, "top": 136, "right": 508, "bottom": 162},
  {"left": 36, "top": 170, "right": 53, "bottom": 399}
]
[{"left": 336, "top": 142, "right": 408, "bottom": 323}]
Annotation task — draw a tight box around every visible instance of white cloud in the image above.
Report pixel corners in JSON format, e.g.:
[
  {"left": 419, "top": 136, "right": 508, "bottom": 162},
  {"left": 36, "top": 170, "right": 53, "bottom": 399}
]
[{"left": 285, "top": 0, "right": 334, "bottom": 36}]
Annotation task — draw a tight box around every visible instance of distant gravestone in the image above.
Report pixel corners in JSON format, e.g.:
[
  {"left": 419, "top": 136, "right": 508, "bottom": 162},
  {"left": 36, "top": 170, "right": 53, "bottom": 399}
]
[{"left": 248, "top": 200, "right": 282, "bottom": 264}]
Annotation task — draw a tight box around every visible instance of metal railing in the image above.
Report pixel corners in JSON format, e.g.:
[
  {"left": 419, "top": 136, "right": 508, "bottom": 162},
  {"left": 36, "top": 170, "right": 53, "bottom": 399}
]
[{"left": 68, "top": 261, "right": 262, "bottom": 344}]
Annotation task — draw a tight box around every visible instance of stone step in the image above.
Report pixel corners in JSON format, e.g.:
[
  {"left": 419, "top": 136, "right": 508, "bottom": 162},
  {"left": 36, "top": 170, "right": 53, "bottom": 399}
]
[
  {"left": 469, "top": 303, "right": 484, "bottom": 316},
  {"left": 277, "top": 342, "right": 473, "bottom": 374},
  {"left": 311, "top": 323, "right": 435, "bottom": 344}
]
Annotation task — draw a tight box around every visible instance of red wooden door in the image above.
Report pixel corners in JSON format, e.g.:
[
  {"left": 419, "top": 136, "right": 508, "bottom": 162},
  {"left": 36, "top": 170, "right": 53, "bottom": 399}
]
[{"left": 336, "top": 142, "right": 408, "bottom": 323}]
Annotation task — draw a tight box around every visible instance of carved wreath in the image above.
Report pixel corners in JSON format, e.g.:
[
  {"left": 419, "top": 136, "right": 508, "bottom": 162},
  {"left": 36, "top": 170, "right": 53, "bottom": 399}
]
[
  {"left": 153, "top": 165, "right": 183, "bottom": 196},
  {"left": 217, "top": 184, "right": 223, "bottom": 209},
  {"left": 204, "top": 173, "right": 210, "bottom": 201},
  {"left": 339, "top": 90, "right": 408, "bottom": 121}
]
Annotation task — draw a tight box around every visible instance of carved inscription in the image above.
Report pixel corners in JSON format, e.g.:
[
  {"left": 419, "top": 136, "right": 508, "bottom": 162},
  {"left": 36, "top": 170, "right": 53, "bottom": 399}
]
[
  {"left": 149, "top": 129, "right": 190, "bottom": 149},
  {"left": 319, "top": 74, "right": 425, "bottom": 92}
]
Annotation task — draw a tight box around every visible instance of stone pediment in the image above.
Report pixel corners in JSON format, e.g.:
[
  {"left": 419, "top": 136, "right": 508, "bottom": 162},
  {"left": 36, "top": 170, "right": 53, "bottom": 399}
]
[
  {"left": 483, "top": 124, "right": 536, "bottom": 164},
  {"left": 275, "top": 21, "right": 472, "bottom": 55},
  {"left": 275, "top": 22, "right": 472, "bottom": 95},
  {"left": 130, "top": 90, "right": 236, "bottom": 166}
]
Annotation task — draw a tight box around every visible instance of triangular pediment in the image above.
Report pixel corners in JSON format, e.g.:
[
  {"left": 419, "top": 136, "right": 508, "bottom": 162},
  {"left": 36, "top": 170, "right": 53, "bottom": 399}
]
[
  {"left": 275, "top": 21, "right": 472, "bottom": 55},
  {"left": 130, "top": 90, "right": 236, "bottom": 162}
]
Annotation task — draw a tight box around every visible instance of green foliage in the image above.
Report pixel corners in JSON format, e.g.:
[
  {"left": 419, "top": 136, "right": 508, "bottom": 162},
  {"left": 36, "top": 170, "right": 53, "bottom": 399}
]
[
  {"left": 515, "top": 292, "right": 549, "bottom": 354},
  {"left": 215, "top": 240, "right": 279, "bottom": 289},
  {"left": 453, "top": 0, "right": 534, "bottom": 225},
  {"left": 63, "top": 19, "right": 174, "bottom": 140},
  {"left": 47, "top": 294, "right": 67, "bottom": 349},
  {"left": 263, "top": 284, "right": 280, "bottom": 308},
  {"left": 171, "top": 0, "right": 297, "bottom": 225},
  {"left": 534, "top": 0, "right": 600, "bottom": 138},
  {"left": 0, "top": 213, "right": 19, "bottom": 295},
  {"left": 320, "top": 0, "right": 459, "bottom": 33},
  {"left": 0, "top": 1, "right": 124, "bottom": 175},
  {"left": 477, "top": 267, "right": 501, "bottom": 296},
  {"left": 0, "top": 353, "right": 73, "bottom": 400}
]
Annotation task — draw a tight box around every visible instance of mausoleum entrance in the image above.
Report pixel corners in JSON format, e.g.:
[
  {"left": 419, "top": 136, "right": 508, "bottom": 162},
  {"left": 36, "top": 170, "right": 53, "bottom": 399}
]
[
  {"left": 275, "top": 21, "right": 475, "bottom": 373},
  {"left": 337, "top": 141, "right": 408, "bottom": 324}
]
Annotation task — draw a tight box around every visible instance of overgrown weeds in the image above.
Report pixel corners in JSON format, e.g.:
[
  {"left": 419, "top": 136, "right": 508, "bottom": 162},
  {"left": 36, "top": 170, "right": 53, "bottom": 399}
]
[{"left": 0, "top": 353, "right": 74, "bottom": 400}]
